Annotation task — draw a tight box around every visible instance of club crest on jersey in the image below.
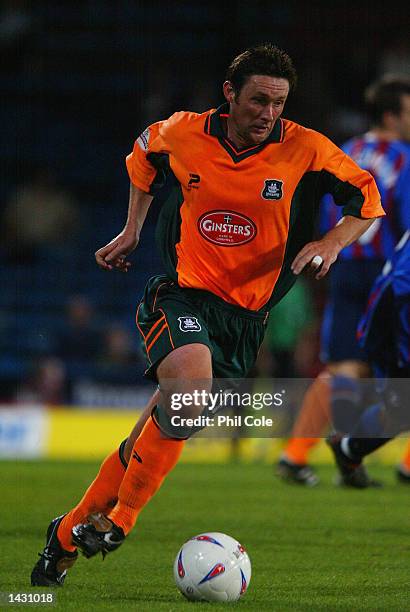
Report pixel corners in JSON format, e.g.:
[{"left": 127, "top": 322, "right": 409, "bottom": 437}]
[
  {"left": 198, "top": 211, "right": 257, "bottom": 246},
  {"left": 136, "top": 127, "right": 150, "bottom": 151},
  {"left": 261, "top": 179, "right": 283, "bottom": 200},
  {"left": 178, "top": 316, "right": 202, "bottom": 332}
]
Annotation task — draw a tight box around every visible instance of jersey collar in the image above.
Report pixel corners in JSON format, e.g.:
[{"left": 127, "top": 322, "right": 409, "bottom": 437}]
[{"left": 204, "top": 103, "right": 285, "bottom": 163}]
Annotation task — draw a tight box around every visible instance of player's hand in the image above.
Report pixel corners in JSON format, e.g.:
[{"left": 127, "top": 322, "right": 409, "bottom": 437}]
[
  {"left": 95, "top": 231, "right": 139, "bottom": 272},
  {"left": 291, "top": 238, "right": 340, "bottom": 279}
]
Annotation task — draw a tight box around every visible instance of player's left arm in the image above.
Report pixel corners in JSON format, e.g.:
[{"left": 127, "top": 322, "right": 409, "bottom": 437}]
[
  {"left": 291, "top": 215, "right": 375, "bottom": 279},
  {"left": 292, "top": 135, "right": 385, "bottom": 279}
]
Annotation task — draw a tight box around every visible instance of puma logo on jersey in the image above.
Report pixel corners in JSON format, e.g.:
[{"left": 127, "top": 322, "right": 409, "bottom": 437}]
[
  {"left": 262, "top": 179, "right": 283, "bottom": 200},
  {"left": 137, "top": 127, "right": 150, "bottom": 151},
  {"left": 188, "top": 173, "right": 201, "bottom": 189}
]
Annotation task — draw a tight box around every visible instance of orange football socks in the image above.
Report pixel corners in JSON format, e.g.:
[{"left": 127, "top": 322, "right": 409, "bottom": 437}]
[
  {"left": 57, "top": 443, "right": 128, "bottom": 552},
  {"left": 108, "top": 416, "right": 185, "bottom": 535},
  {"left": 401, "top": 440, "right": 410, "bottom": 471},
  {"left": 283, "top": 372, "right": 331, "bottom": 465}
]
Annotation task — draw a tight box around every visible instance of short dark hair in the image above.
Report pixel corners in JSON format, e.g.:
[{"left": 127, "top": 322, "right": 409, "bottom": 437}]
[
  {"left": 226, "top": 44, "right": 297, "bottom": 95},
  {"left": 365, "top": 75, "right": 410, "bottom": 126}
]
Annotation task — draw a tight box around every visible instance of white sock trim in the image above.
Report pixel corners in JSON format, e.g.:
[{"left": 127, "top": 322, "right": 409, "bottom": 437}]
[{"left": 341, "top": 436, "right": 353, "bottom": 459}]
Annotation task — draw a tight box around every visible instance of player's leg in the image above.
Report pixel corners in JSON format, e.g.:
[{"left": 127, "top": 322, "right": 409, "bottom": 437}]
[
  {"left": 327, "top": 360, "right": 372, "bottom": 431},
  {"left": 70, "top": 277, "right": 216, "bottom": 558},
  {"left": 108, "top": 342, "right": 212, "bottom": 534},
  {"left": 324, "top": 360, "right": 386, "bottom": 488},
  {"left": 56, "top": 390, "right": 159, "bottom": 550},
  {"left": 278, "top": 372, "right": 331, "bottom": 485},
  {"left": 122, "top": 392, "right": 161, "bottom": 462},
  {"left": 278, "top": 359, "right": 371, "bottom": 480},
  {"left": 327, "top": 386, "right": 399, "bottom": 487},
  {"left": 323, "top": 260, "right": 393, "bottom": 487},
  {"left": 329, "top": 364, "right": 410, "bottom": 471},
  {"left": 30, "top": 391, "right": 158, "bottom": 586},
  {"left": 329, "top": 288, "right": 410, "bottom": 486},
  {"left": 71, "top": 343, "right": 213, "bottom": 558},
  {"left": 70, "top": 288, "right": 267, "bottom": 560},
  {"left": 279, "top": 260, "right": 379, "bottom": 484},
  {"left": 397, "top": 439, "right": 410, "bottom": 483},
  {"left": 395, "top": 300, "right": 410, "bottom": 483}
]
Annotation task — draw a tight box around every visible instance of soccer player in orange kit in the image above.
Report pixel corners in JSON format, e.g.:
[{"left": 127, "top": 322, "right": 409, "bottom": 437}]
[{"left": 31, "top": 44, "right": 384, "bottom": 587}]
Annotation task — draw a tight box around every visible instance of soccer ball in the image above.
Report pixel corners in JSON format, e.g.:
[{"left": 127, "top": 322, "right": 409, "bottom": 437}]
[{"left": 173, "top": 532, "right": 251, "bottom": 602}]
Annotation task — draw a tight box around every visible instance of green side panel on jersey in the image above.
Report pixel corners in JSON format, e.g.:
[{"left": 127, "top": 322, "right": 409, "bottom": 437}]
[
  {"left": 155, "top": 182, "right": 184, "bottom": 281},
  {"left": 264, "top": 172, "right": 321, "bottom": 311},
  {"left": 320, "top": 169, "right": 365, "bottom": 217},
  {"left": 264, "top": 169, "right": 365, "bottom": 311}
]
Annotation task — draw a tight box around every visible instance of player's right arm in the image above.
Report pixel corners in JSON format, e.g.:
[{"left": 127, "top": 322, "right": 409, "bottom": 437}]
[
  {"left": 95, "top": 116, "right": 176, "bottom": 272},
  {"left": 95, "top": 184, "right": 153, "bottom": 272}
]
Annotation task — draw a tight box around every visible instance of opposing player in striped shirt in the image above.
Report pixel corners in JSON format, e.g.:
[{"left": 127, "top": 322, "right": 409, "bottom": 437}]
[{"left": 279, "top": 75, "right": 410, "bottom": 486}]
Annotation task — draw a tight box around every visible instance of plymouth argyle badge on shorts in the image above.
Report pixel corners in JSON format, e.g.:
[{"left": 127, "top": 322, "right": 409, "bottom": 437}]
[{"left": 178, "top": 316, "right": 202, "bottom": 332}]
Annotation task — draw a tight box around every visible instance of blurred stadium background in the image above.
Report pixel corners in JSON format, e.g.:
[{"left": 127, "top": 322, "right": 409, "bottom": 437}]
[{"left": 1, "top": 0, "right": 409, "bottom": 461}]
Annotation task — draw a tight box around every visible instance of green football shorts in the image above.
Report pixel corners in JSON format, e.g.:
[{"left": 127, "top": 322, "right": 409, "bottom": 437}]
[{"left": 136, "top": 275, "right": 269, "bottom": 381}]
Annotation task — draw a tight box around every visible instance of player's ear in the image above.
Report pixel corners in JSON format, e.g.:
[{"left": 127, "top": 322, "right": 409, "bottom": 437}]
[{"left": 223, "top": 81, "right": 236, "bottom": 104}]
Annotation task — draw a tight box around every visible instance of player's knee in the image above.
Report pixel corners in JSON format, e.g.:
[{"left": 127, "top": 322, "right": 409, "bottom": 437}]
[{"left": 152, "top": 403, "right": 207, "bottom": 439}]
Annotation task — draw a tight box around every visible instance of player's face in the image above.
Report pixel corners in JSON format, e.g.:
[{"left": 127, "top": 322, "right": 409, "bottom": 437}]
[
  {"left": 223, "top": 75, "right": 289, "bottom": 148},
  {"left": 396, "top": 94, "right": 410, "bottom": 142}
]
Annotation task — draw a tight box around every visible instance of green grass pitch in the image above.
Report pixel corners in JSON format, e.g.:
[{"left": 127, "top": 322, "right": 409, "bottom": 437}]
[{"left": 2, "top": 460, "right": 409, "bottom": 611}]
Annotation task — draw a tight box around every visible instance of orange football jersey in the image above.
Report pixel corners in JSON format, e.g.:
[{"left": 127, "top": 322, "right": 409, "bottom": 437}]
[{"left": 126, "top": 104, "right": 384, "bottom": 311}]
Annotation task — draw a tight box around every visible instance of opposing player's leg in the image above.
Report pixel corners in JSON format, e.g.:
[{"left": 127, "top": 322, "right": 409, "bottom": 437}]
[
  {"left": 31, "top": 392, "right": 158, "bottom": 586},
  {"left": 277, "top": 360, "right": 374, "bottom": 485},
  {"left": 71, "top": 343, "right": 213, "bottom": 558},
  {"left": 397, "top": 439, "right": 410, "bottom": 483},
  {"left": 277, "top": 372, "right": 330, "bottom": 485},
  {"left": 328, "top": 365, "right": 410, "bottom": 482},
  {"left": 280, "top": 259, "right": 383, "bottom": 487},
  {"left": 279, "top": 262, "right": 380, "bottom": 485},
  {"left": 325, "top": 361, "right": 383, "bottom": 487}
]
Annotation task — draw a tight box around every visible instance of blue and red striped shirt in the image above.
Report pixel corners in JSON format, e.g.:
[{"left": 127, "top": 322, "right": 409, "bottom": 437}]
[{"left": 320, "top": 134, "right": 410, "bottom": 261}]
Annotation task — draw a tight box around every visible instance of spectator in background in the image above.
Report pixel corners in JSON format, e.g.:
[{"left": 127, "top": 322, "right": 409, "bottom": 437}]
[
  {"left": 101, "top": 324, "right": 138, "bottom": 366},
  {"left": 55, "top": 295, "right": 102, "bottom": 362},
  {"left": 3, "top": 166, "right": 79, "bottom": 263},
  {"left": 16, "top": 356, "right": 68, "bottom": 404},
  {"left": 96, "top": 323, "right": 145, "bottom": 385}
]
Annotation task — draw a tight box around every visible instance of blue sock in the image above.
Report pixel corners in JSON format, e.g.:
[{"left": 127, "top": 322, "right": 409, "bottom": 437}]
[
  {"left": 350, "top": 402, "right": 385, "bottom": 437},
  {"left": 344, "top": 399, "right": 389, "bottom": 461},
  {"left": 330, "top": 376, "right": 362, "bottom": 433}
]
